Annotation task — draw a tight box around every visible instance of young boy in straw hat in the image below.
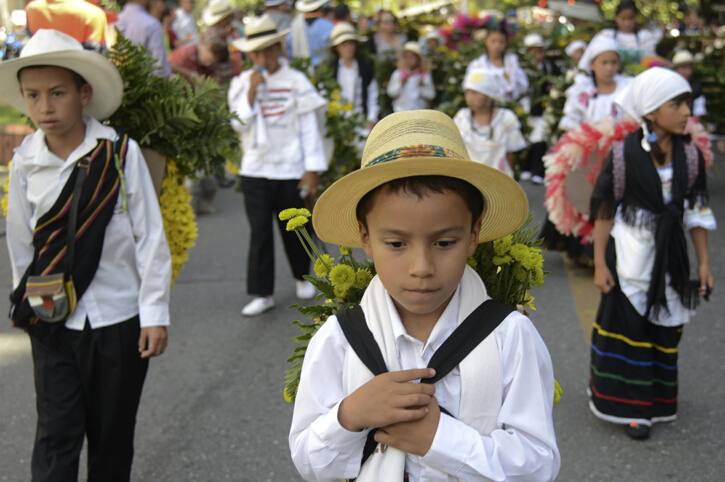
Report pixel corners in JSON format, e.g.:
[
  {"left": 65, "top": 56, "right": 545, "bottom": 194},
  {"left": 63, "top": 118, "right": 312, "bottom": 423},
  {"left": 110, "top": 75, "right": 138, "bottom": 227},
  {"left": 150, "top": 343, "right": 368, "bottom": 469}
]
[
  {"left": 228, "top": 15, "right": 328, "bottom": 316},
  {"left": 386, "top": 41, "right": 436, "bottom": 112},
  {"left": 289, "top": 110, "right": 560, "bottom": 482},
  {"left": 1, "top": 29, "right": 172, "bottom": 480},
  {"left": 671, "top": 50, "right": 706, "bottom": 122}
]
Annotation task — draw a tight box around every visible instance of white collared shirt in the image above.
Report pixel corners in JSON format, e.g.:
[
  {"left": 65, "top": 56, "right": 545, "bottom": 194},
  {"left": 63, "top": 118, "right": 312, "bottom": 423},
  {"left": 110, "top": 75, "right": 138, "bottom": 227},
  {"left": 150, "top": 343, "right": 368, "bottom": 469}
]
[
  {"left": 337, "top": 59, "right": 380, "bottom": 124},
  {"left": 6, "top": 116, "right": 172, "bottom": 330},
  {"left": 289, "top": 286, "right": 560, "bottom": 482}
]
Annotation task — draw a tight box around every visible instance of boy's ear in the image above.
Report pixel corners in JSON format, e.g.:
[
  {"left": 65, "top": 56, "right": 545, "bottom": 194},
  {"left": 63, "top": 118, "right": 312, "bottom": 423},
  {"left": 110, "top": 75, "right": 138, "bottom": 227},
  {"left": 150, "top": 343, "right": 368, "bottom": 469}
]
[
  {"left": 80, "top": 84, "right": 93, "bottom": 108},
  {"left": 359, "top": 221, "right": 374, "bottom": 259},
  {"left": 468, "top": 216, "right": 482, "bottom": 256}
]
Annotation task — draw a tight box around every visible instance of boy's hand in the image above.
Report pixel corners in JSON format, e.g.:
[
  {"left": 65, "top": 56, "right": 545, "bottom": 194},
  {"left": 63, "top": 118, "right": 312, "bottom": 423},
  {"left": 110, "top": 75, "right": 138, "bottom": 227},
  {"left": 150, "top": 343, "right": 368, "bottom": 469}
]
[
  {"left": 698, "top": 263, "right": 714, "bottom": 294},
  {"left": 338, "top": 368, "right": 436, "bottom": 433},
  {"left": 594, "top": 264, "right": 615, "bottom": 294},
  {"left": 374, "top": 395, "right": 440, "bottom": 456},
  {"left": 298, "top": 171, "right": 319, "bottom": 199},
  {"left": 247, "top": 69, "right": 265, "bottom": 106},
  {"left": 139, "top": 326, "right": 168, "bottom": 359}
]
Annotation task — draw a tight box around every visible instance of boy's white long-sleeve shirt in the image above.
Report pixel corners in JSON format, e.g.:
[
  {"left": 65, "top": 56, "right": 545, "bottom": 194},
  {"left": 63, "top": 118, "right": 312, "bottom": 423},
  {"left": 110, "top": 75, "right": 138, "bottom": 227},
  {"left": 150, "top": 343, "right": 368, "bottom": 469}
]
[
  {"left": 387, "top": 69, "right": 437, "bottom": 112},
  {"left": 6, "top": 117, "right": 172, "bottom": 329},
  {"left": 289, "top": 288, "right": 560, "bottom": 482},
  {"left": 227, "top": 60, "right": 328, "bottom": 179}
]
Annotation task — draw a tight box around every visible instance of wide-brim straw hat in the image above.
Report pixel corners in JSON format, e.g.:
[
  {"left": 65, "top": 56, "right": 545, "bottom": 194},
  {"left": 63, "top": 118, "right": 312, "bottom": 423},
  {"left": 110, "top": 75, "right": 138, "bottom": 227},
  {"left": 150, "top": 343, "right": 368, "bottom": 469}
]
[
  {"left": 671, "top": 50, "right": 695, "bottom": 67},
  {"left": 313, "top": 110, "right": 529, "bottom": 248},
  {"left": 0, "top": 29, "right": 122, "bottom": 120},
  {"left": 203, "top": 0, "right": 236, "bottom": 26},
  {"left": 232, "top": 14, "right": 290, "bottom": 52},
  {"left": 296, "top": 0, "right": 328, "bottom": 13},
  {"left": 329, "top": 22, "right": 367, "bottom": 48}
]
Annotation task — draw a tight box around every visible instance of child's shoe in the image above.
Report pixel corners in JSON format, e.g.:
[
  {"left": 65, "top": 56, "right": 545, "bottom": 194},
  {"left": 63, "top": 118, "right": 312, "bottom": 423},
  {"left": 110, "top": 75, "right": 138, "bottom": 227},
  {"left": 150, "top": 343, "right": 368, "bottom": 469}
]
[
  {"left": 241, "top": 296, "right": 275, "bottom": 316},
  {"left": 296, "top": 280, "right": 316, "bottom": 300},
  {"left": 624, "top": 422, "right": 650, "bottom": 440},
  {"left": 519, "top": 171, "right": 532, "bottom": 181},
  {"left": 530, "top": 175, "right": 544, "bottom": 185}
]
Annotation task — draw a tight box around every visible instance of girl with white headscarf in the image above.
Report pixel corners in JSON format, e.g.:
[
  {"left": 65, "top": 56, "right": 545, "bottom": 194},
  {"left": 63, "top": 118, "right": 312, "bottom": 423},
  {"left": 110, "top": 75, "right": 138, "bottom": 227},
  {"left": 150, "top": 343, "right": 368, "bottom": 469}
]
[{"left": 588, "top": 67, "right": 716, "bottom": 440}]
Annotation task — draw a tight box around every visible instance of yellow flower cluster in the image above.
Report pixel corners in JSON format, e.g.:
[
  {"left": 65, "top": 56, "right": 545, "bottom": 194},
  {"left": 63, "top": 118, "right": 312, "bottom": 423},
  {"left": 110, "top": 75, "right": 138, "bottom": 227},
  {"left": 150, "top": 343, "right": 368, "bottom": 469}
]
[
  {"left": 327, "top": 89, "right": 354, "bottom": 117},
  {"left": 159, "top": 160, "right": 198, "bottom": 287},
  {"left": 280, "top": 207, "right": 312, "bottom": 232},
  {"left": 320, "top": 262, "right": 373, "bottom": 299},
  {"left": 2, "top": 161, "right": 10, "bottom": 218},
  {"left": 314, "top": 254, "right": 334, "bottom": 278}
]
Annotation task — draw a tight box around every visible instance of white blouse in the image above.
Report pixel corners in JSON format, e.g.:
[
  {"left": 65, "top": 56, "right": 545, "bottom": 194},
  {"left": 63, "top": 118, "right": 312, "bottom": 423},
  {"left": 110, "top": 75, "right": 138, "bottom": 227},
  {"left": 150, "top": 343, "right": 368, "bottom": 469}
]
[
  {"left": 559, "top": 74, "right": 632, "bottom": 131},
  {"left": 465, "top": 53, "right": 529, "bottom": 102}
]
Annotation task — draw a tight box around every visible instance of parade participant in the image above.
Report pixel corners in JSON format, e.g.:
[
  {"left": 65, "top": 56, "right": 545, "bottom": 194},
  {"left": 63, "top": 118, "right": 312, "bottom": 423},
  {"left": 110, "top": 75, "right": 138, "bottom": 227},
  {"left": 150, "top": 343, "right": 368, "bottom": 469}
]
[
  {"left": 466, "top": 22, "right": 528, "bottom": 102},
  {"left": 228, "top": 15, "right": 327, "bottom": 316},
  {"left": 2, "top": 29, "right": 171, "bottom": 481},
  {"left": 169, "top": 33, "right": 230, "bottom": 85},
  {"left": 289, "top": 110, "right": 560, "bottom": 482},
  {"left": 329, "top": 22, "right": 379, "bottom": 134},
  {"left": 264, "top": 0, "right": 292, "bottom": 32},
  {"left": 565, "top": 39, "right": 587, "bottom": 67},
  {"left": 453, "top": 69, "right": 527, "bottom": 178},
  {"left": 589, "top": 67, "right": 715, "bottom": 440},
  {"left": 288, "top": 0, "right": 334, "bottom": 67},
  {"left": 419, "top": 27, "right": 445, "bottom": 57},
  {"left": 116, "top": 0, "right": 172, "bottom": 76},
  {"left": 25, "top": 0, "right": 109, "bottom": 53},
  {"left": 671, "top": 50, "right": 706, "bottom": 122},
  {"left": 171, "top": 0, "right": 198, "bottom": 45},
  {"left": 520, "top": 33, "right": 561, "bottom": 185},
  {"left": 595, "top": 0, "right": 662, "bottom": 66},
  {"left": 386, "top": 42, "right": 436, "bottom": 112},
  {"left": 369, "top": 10, "right": 407, "bottom": 63}
]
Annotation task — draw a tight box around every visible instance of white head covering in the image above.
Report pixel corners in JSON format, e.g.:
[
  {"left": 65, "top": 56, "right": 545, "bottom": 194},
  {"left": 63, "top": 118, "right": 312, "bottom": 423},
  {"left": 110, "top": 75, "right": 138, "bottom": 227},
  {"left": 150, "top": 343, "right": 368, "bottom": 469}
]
[
  {"left": 565, "top": 39, "right": 587, "bottom": 58},
  {"left": 577, "top": 34, "right": 619, "bottom": 74},
  {"left": 462, "top": 68, "right": 504, "bottom": 101},
  {"left": 615, "top": 67, "right": 692, "bottom": 152}
]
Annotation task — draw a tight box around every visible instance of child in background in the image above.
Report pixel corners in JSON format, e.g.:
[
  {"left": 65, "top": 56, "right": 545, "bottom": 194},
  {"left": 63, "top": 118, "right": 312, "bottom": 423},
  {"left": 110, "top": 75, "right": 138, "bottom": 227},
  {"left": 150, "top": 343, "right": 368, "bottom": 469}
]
[
  {"left": 169, "top": 33, "right": 231, "bottom": 85},
  {"left": 289, "top": 109, "right": 560, "bottom": 482},
  {"left": 228, "top": 15, "right": 328, "bottom": 316},
  {"left": 466, "top": 22, "right": 528, "bottom": 102},
  {"left": 453, "top": 68, "right": 527, "bottom": 177},
  {"left": 596, "top": 0, "right": 662, "bottom": 66},
  {"left": 565, "top": 39, "right": 587, "bottom": 67},
  {"left": 520, "top": 33, "right": 561, "bottom": 185},
  {"left": 387, "top": 41, "right": 436, "bottom": 112},
  {"left": 328, "top": 22, "right": 379, "bottom": 134},
  {"left": 671, "top": 50, "right": 706, "bottom": 122},
  {"left": 590, "top": 67, "right": 715, "bottom": 440}
]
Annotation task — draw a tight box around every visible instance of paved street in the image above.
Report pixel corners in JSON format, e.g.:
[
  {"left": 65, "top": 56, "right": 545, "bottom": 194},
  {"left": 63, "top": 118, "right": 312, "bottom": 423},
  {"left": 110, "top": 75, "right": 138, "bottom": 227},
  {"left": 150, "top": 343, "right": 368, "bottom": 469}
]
[{"left": 1, "top": 157, "right": 724, "bottom": 481}]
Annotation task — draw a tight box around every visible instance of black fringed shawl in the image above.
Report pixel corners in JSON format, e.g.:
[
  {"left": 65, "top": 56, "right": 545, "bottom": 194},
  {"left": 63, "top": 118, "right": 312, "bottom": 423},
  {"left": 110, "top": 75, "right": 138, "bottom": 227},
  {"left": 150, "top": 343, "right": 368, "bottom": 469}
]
[{"left": 590, "top": 129, "right": 708, "bottom": 320}]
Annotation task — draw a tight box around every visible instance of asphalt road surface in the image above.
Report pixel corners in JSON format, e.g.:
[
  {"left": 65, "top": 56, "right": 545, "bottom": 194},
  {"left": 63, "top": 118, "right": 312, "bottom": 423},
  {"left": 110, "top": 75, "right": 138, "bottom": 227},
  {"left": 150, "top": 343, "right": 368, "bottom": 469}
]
[{"left": 1, "top": 156, "right": 724, "bottom": 481}]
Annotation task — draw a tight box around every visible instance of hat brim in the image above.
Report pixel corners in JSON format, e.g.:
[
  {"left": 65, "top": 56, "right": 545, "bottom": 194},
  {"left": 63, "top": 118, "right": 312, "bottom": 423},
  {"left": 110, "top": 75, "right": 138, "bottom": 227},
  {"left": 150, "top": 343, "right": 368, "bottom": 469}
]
[
  {"left": 296, "top": 0, "right": 327, "bottom": 13},
  {"left": 312, "top": 157, "right": 529, "bottom": 248},
  {"left": 329, "top": 33, "right": 367, "bottom": 48},
  {"left": 0, "top": 50, "right": 123, "bottom": 120},
  {"left": 203, "top": 7, "right": 236, "bottom": 26},
  {"left": 233, "top": 29, "right": 290, "bottom": 52}
]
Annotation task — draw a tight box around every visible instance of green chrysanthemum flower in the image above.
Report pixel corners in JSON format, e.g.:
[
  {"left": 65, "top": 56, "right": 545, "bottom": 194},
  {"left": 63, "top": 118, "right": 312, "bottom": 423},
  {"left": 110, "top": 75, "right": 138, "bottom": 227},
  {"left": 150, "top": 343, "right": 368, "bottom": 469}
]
[
  {"left": 314, "top": 254, "right": 334, "bottom": 278},
  {"left": 492, "top": 255, "right": 512, "bottom": 266},
  {"left": 534, "top": 267, "right": 545, "bottom": 287},
  {"left": 521, "top": 249, "right": 544, "bottom": 270},
  {"left": 354, "top": 269, "right": 373, "bottom": 289},
  {"left": 509, "top": 243, "right": 529, "bottom": 262},
  {"left": 329, "top": 264, "right": 355, "bottom": 290},
  {"left": 279, "top": 208, "right": 299, "bottom": 221},
  {"left": 333, "top": 284, "right": 349, "bottom": 299},
  {"left": 493, "top": 235, "right": 512, "bottom": 256},
  {"left": 515, "top": 267, "right": 528, "bottom": 282},
  {"left": 340, "top": 246, "right": 352, "bottom": 256},
  {"left": 286, "top": 215, "right": 309, "bottom": 231}
]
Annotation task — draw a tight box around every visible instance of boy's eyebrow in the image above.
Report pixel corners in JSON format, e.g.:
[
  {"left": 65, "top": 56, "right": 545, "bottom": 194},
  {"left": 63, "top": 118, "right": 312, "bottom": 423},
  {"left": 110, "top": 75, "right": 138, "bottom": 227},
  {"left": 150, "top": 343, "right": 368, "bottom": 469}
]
[
  {"left": 21, "top": 84, "right": 67, "bottom": 92},
  {"left": 377, "top": 226, "right": 466, "bottom": 237}
]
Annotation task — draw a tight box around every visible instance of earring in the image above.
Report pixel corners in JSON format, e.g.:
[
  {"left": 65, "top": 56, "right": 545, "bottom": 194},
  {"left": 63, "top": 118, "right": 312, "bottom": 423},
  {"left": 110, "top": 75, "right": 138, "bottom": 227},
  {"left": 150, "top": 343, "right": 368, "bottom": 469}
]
[{"left": 648, "top": 131, "right": 658, "bottom": 143}]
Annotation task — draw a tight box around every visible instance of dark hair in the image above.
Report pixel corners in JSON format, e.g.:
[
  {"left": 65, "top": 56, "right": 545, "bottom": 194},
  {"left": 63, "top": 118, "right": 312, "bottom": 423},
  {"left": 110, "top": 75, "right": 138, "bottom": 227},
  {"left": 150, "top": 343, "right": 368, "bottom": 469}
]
[
  {"left": 614, "top": 0, "right": 640, "bottom": 34},
  {"left": 17, "top": 65, "right": 88, "bottom": 90},
  {"left": 378, "top": 9, "right": 397, "bottom": 23},
  {"left": 202, "top": 34, "right": 230, "bottom": 63},
  {"left": 356, "top": 176, "right": 484, "bottom": 231},
  {"left": 644, "top": 91, "right": 692, "bottom": 164},
  {"left": 486, "top": 23, "right": 510, "bottom": 43},
  {"left": 333, "top": 3, "right": 351, "bottom": 21}
]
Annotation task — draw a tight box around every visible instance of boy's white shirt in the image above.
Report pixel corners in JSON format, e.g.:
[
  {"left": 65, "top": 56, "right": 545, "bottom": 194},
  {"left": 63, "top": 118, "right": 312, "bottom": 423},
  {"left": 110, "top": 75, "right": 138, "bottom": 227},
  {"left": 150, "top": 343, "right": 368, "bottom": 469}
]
[
  {"left": 337, "top": 59, "right": 380, "bottom": 124},
  {"left": 387, "top": 69, "right": 437, "bottom": 112},
  {"left": 6, "top": 116, "right": 172, "bottom": 329},
  {"left": 289, "top": 266, "right": 560, "bottom": 482},
  {"left": 227, "top": 58, "right": 328, "bottom": 179}
]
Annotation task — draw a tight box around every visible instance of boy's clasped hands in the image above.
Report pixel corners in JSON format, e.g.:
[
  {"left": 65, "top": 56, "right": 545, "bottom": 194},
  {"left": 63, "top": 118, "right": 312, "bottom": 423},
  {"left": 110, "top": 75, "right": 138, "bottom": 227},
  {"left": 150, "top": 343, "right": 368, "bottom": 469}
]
[{"left": 338, "top": 368, "right": 440, "bottom": 456}]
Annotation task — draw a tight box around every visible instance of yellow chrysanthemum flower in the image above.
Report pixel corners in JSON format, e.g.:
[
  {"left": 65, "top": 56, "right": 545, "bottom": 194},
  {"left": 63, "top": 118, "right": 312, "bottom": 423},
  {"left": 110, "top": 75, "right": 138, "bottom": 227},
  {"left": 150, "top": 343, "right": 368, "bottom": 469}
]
[
  {"left": 534, "top": 267, "right": 545, "bottom": 287},
  {"left": 160, "top": 159, "right": 197, "bottom": 288},
  {"left": 493, "top": 235, "right": 512, "bottom": 256},
  {"left": 342, "top": 102, "right": 353, "bottom": 112},
  {"left": 354, "top": 269, "right": 373, "bottom": 289},
  {"left": 492, "top": 255, "right": 512, "bottom": 266},
  {"left": 2, "top": 160, "right": 10, "bottom": 219},
  {"left": 509, "top": 243, "right": 529, "bottom": 262},
  {"left": 279, "top": 208, "right": 300, "bottom": 221},
  {"left": 314, "top": 254, "right": 334, "bottom": 278},
  {"left": 329, "top": 264, "right": 355, "bottom": 290},
  {"left": 286, "top": 215, "right": 309, "bottom": 231},
  {"left": 554, "top": 380, "right": 563, "bottom": 405},
  {"left": 333, "top": 284, "right": 349, "bottom": 299},
  {"left": 340, "top": 246, "right": 352, "bottom": 256}
]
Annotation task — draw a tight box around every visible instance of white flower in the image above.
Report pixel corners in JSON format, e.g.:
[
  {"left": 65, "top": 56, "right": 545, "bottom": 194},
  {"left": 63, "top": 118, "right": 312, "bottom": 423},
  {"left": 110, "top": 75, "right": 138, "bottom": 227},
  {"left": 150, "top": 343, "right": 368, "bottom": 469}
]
[
  {"left": 448, "top": 77, "right": 458, "bottom": 84},
  {"left": 694, "top": 52, "right": 705, "bottom": 62},
  {"left": 550, "top": 88, "right": 560, "bottom": 100},
  {"left": 705, "top": 45, "right": 714, "bottom": 55},
  {"left": 454, "top": 61, "right": 462, "bottom": 70},
  {"left": 715, "top": 38, "right": 724, "bottom": 49},
  {"left": 565, "top": 69, "right": 577, "bottom": 83}
]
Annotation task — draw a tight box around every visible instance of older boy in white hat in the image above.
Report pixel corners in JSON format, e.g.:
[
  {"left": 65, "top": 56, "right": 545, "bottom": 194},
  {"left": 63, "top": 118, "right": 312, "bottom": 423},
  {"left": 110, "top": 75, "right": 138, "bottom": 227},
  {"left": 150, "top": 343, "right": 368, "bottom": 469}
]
[
  {"left": 386, "top": 41, "right": 436, "bottom": 112},
  {"left": 1, "top": 29, "right": 171, "bottom": 481},
  {"left": 289, "top": 110, "right": 560, "bottom": 481},
  {"left": 228, "top": 15, "right": 327, "bottom": 316}
]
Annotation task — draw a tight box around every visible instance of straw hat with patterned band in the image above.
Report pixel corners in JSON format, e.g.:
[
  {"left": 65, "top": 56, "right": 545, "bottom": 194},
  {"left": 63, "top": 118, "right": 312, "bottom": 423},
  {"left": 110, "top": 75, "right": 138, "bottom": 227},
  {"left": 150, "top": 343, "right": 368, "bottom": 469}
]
[
  {"left": 671, "top": 50, "right": 695, "bottom": 67},
  {"left": 312, "top": 110, "right": 529, "bottom": 248},
  {"left": 203, "top": 0, "right": 237, "bottom": 26},
  {"left": 233, "top": 15, "right": 290, "bottom": 52},
  {"left": 296, "top": 0, "right": 328, "bottom": 13},
  {"left": 329, "top": 22, "right": 367, "bottom": 48},
  {"left": 0, "top": 29, "right": 122, "bottom": 120}
]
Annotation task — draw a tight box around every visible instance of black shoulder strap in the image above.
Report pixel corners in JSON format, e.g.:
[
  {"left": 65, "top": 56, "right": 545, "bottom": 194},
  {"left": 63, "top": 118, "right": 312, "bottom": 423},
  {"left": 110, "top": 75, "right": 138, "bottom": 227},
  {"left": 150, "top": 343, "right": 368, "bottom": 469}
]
[{"left": 337, "top": 298, "right": 516, "bottom": 475}]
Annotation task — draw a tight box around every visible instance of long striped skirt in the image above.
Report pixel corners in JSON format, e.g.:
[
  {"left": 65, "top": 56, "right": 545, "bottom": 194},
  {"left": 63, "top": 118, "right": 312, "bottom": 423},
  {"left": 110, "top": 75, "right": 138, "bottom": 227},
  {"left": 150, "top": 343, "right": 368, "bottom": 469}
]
[{"left": 589, "top": 238, "right": 683, "bottom": 426}]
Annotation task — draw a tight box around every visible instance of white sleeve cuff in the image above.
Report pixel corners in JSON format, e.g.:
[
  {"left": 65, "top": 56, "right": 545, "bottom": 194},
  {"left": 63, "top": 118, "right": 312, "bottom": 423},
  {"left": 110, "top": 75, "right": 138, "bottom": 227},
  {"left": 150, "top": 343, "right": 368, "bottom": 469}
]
[
  {"left": 421, "top": 413, "right": 475, "bottom": 476},
  {"left": 139, "top": 304, "right": 170, "bottom": 327},
  {"left": 308, "top": 400, "right": 369, "bottom": 477}
]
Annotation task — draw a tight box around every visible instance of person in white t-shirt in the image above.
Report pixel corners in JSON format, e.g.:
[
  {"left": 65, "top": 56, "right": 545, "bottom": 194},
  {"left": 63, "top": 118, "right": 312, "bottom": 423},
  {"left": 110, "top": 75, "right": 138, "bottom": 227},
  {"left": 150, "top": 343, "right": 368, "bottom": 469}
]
[{"left": 228, "top": 15, "right": 328, "bottom": 316}]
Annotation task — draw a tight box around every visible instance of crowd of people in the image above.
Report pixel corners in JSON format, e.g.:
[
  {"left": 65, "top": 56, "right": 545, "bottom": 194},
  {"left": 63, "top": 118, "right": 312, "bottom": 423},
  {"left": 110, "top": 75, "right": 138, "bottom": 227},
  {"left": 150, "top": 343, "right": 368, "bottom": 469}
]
[{"left": 0, "top": 0, "right": 721, "bottom": 480}]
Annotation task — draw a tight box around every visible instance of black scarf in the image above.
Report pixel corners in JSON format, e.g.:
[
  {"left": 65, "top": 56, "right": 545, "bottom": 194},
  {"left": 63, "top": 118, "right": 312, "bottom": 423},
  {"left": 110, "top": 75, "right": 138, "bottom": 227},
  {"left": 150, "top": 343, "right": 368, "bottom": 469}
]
[
  {"left": 620, "top": 130, "right": 701, "bottom": 319},
  {"left": 10, "top": 133, "right": 129, "bottom": 333}
]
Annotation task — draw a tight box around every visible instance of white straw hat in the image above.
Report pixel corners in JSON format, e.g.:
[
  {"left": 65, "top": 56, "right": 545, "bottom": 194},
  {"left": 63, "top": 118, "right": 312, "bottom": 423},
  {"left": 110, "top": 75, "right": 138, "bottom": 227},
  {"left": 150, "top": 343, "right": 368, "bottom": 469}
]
[
  {"left": 203, "top": 0, "right": 236, "bottom": 26},
  {"left": 296, "top": 0, "right": 328, "bottom": 13},
  {"left": 0, "top": 29, "right": 122, "bottom": 120},
  {"left": 312, "top": 110, "right": 529, "bottom": 247},
  {"left": 402, "top": 41, "right": 422, "bottom": 57},
  {"left": 671, "top": 50, "right": 695, "bottom": 67},
  {"left": 523, "top": 33, "right": 545, "bottom": 48},
  {"left": 329, "top": 22, "right": 366, "bottom": 48},
  {"left": 232, "top": 15, "right": 290, "bottom": 52}
]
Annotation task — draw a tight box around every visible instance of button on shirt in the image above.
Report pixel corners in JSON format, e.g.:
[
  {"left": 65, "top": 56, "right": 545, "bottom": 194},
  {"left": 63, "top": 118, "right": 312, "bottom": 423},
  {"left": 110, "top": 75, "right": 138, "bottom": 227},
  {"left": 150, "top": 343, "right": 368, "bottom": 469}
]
[
  {"left": 7, "top": 117, "right": 172, "bottom": 330},
  {"left": 116, "top": 3, "right": 172, "bottom": 76},
  {"left": 290, "top": 287, "right": 560, "bottom": 482}
]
